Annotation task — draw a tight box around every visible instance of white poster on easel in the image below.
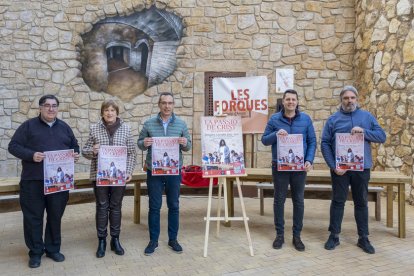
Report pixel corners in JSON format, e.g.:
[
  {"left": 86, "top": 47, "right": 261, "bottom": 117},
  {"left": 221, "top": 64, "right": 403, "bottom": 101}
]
[
  {"left": 200, "top": 116, "right": 246, "bottom": 177},
  {"left": 212, "top": 76, "right": 268, "bottom": 133},
  {"left": 276, "top": 68, "right": 294, "bottom": 93}
]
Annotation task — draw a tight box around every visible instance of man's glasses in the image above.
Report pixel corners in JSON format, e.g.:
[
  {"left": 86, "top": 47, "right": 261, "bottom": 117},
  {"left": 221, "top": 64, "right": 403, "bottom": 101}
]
[{"left": 41, "top": 104, "right": 58, "bottom": 109}]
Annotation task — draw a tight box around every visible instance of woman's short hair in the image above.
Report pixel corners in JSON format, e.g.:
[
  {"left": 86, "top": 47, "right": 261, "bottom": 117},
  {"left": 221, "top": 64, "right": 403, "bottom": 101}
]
[{"left": 100, "top": 99, "right": 119, "bottom": 116}]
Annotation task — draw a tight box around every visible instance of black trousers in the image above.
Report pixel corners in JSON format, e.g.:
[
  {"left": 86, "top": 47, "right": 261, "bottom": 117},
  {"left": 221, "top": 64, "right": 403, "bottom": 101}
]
[
  {"left": 93, "top": 182, "right": 126, "bottom": 238},
  {"left": 272, "top": 167, "right": 306, "bottom": 237},
  {"left": 329, "top": 169, "right": 370, "bottom": 237},
  {"left": 19, "top": 180, "right": 69, "bottom": 257}
]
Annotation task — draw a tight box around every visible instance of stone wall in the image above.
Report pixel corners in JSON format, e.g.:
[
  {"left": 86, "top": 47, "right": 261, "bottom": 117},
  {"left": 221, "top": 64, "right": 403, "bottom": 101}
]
[
  {"left": 0, "top": 0, "right": 412, "bottom": 198},
  {"left": 353, "top": 0, "right": 414, "bottom": 202}
]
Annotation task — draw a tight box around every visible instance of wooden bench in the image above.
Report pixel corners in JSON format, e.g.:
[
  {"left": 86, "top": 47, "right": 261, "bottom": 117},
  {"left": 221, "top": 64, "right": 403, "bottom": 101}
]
[
  {"left": 1, "top": 168, "right": 410, "bottom": 238},
  {"left": 236, "top": 168, "right": 410, "bottom": 238},
  {"left": 256, "top": 182, "right": 384, "bottom": 221},
  {"left": 0, "top": 173, "right": 145, "bottom": 216}
]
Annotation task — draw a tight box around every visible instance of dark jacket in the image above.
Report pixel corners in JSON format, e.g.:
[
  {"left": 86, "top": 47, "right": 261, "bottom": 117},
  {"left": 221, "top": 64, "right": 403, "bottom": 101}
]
[
  {"left": 321, "top": 107, "right": 386, "bottom": 169},
  {"left": 261, "top": 110, "right": 316, "bottom": 164},
  {"left": 8, "top": 116, "right": 79, "bottom": 180}
]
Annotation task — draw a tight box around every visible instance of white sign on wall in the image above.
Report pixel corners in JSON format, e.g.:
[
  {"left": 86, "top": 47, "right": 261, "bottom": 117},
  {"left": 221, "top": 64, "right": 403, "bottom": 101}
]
[{"left": 276, "top": 68, "right": 294, "bottom": 93}]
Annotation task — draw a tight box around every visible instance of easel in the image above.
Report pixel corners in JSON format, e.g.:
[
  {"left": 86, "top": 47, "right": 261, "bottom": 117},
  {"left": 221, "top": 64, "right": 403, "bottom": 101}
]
[{"left": 203, "top": 174, "right": 254, "bottom": 257}]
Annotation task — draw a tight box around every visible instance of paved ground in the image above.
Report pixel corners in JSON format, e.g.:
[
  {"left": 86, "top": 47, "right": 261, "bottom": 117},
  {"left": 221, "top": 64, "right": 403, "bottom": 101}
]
[{"left": 1, "top": 195, "right": 413, "bottom": 275}]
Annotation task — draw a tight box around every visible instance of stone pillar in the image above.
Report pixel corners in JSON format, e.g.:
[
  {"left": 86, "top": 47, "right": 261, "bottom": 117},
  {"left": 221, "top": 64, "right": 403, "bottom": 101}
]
[{"left": 354, "top": 0, "right": 414, "bottom": 202}]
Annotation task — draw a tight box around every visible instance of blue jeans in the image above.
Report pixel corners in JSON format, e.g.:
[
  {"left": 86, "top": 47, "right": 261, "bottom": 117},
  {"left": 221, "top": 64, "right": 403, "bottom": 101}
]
[
  {"left": 146, "top": 170, "right": 181, "bottom": 242},
  {"left": 272, "top": 165, "right": 306, "bottom": 237},
  {"left": 329, "top": 169, "right": 370, "bottom": 237}
]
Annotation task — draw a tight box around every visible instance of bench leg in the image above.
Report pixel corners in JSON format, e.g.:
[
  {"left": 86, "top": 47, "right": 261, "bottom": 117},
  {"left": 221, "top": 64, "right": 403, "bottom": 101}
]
[
  {"left": 375, "top": 192, "right": 381, "bottom": 221},
  {"left": 224, "top": 180, "right": 233, "bottom": 227},
  {"left": 259, "top": 188, "right": 264, "bottom": 216},
  {"left": 386, "top": 186, "right": 393, "bottom": 228},
  {"left": 398, "top": 183, "right": 406, "bottom": 238},
  {"left": 134, "top": 182, "right": 141, "bottom": 224}
]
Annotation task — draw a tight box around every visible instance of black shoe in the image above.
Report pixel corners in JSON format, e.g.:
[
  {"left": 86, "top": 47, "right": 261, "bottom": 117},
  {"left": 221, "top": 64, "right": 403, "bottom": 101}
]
[
  {"left": 168, "top": 240, "right": 183, "bottom": 253},
  {"left": 357, "top": 237, "right": 375, "bottom": 254},
  {"left": 96, "top": 239, "right": 106, "bottom": 258},
  {"left": 45, "top": 252, "right": 65, "bottom": 262},
  {"left": 292, "top": 236, "right": 305, "bottom": 251},
  {"left": 324, "top": 234, "right": 340, "bottom": 250},
  {"left": 144, "top": 241, "right": 158, "bottom": 256},
  {"left": 28, "top": 256, "right": 41, "bottom": 268},
  {"left": 272, "top": 235, "right": 284, "bottom": 249},
  {"left": 110, "top": 237, "right": 125, "bottom": 255}
]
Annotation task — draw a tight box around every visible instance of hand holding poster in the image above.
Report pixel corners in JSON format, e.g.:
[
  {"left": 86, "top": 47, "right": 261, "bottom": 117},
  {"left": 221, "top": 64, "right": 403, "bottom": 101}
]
[
  {"left": 277, "top": 134, "right": 304, "bottom": 171},
  {"left": 97, "top": 145, "right": 127, "bottom": 186},
  {"left": 43, "top": 149, "right": 75, "bottom": 195},
  {"left": 151, "top": 137, "right": 180, "bottom": 175},
  {"left": 335, "top": 133, "right": 364, "bottom": 171},
  {"left": 201, "top": 116, "right": 246, "bottom": 177}
]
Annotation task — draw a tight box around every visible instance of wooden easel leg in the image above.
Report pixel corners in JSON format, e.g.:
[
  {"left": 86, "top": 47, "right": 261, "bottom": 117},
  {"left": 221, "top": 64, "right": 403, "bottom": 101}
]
[
  {"left": 216, "top": 179, "right": 222, "bottom": 236},
  {"left": 223, "top": 177, "right": 228, "bottom": 222},
  {"left": 203, "top": 178, "right": 214, "bottom": 257},
  {"left": 236, "top": 177, "right": 254, "bottom": 256}
]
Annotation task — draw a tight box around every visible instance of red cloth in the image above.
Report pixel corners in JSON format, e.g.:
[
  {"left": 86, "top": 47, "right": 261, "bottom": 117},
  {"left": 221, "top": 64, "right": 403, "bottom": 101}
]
[{"left": 181, "top": 166, "right": 218, "bottom": 187}]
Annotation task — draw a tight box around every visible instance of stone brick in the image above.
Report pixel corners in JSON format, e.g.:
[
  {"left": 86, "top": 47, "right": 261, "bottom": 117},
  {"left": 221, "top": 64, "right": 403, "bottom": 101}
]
[
  {"left": 103, "top": 4, "right": 117, "bottom": 16},
  {"left": 0, "top": 114, "right": 11, "bottom": 129},
  {"left": 389, "top": 18, "right": 400, "bottom": 33},
  {"left": 269, "top": 44, "right": 282, "bottom": 61},
  {"left": 371, "top": 29, "right": 387, "bottom": 41},
  {"left": 314, "top": 79, "right": 330, "bottom": 90},
  {"left": 289, "top": 31, "right": 304, "bottom": 46},
  {"left": 318, "top": 25, "right": 335, "bottom": 39},
  {"left": 252, "top": 34, "right": 270, "bottom": 49},
  {"left": 278, "top": 17, "right": 296, "bottom": 31},
  {"left": 334, "top": 43, "right": 353, "bottom": 55},
  {"left": 321, "top": 37, "right": 340, "bottom": 52},
  {"left": 396, "top": 0, "right": 412, "bottom": 15},
  {"left": 301, "top": 58, "right": 325, "bottom": 70},
  {"left": 305, "top": 1, "right": 321, "bottom": 12},
  {"left": 314, "top": 109, "right": 331, "bottom": 119},
  {"left": 238, "top": 14, "right": 256, "bottom": 30},
  {"left": 231, "top": 39, "right": 252, "bottom": 49},
  {"left": 403, "top": 29, "right": 414, "bottom": 63}
]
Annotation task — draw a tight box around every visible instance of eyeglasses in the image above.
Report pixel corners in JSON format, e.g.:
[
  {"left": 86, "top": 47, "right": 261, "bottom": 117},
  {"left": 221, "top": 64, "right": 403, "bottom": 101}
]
[{"left": 41, "top": 104, "right": 58, "bottom": 109}]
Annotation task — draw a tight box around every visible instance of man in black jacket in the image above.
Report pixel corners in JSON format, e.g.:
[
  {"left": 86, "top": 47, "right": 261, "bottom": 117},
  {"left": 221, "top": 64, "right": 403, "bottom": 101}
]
[{"left": 8, "top": 95, "right": 80, "bottom": 268}]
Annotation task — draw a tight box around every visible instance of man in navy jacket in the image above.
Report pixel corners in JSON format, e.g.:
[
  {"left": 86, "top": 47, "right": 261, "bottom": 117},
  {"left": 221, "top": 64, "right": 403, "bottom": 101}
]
[
  {"left": 262, "top": 89, "right": 316, "bottom": 251},
  {"left": 8, "top": 95, "right": 80, "bottom": 268},
  {"left": 321, "top": 86, "right": 386, "bottom": 254}
]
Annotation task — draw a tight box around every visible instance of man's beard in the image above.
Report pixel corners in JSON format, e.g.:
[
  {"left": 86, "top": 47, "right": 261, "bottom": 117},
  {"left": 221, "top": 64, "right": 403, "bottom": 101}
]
[{"left": 342, "top": 103, "right": 356, "bottom": 112}]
